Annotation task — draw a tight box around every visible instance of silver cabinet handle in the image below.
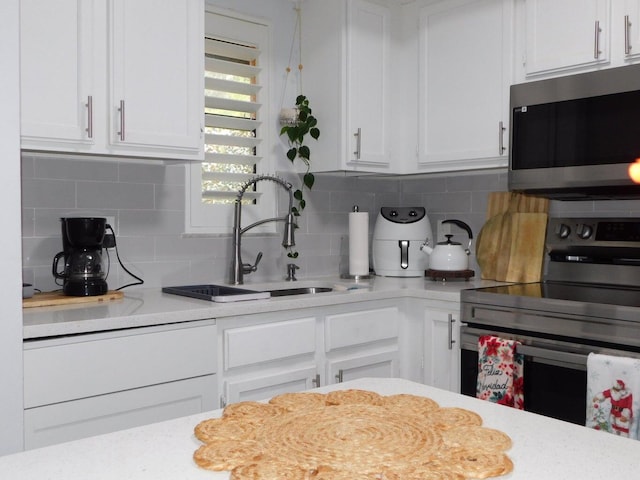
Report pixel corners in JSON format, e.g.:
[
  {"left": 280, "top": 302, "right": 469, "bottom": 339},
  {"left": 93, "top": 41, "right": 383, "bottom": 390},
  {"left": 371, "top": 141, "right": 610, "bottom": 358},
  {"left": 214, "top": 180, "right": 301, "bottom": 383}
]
[
  {"left": 625, "top": 15, "right": 632, "bottom": 54},
  {"left": 594, "top": 20, "right": 602, "bottom": 59},
  {"left": 447, "top": 314, "right": 456, "bottom": 350},
  {"left": 85, "top": 95, "right": 93, "bottom": 139},
  {"left": 353, "top": 128, "right": 361, "bottom": 160},
  {"left": 117, "top": 100, "right": 125, "bottom": 141},
  {"left": 498, "top": 121, "right": 506, "bottom": 155},
  {"left": 312, "top": 373, "right": 320, "bottom": 388},
  {"left": 335, "top": 369, "right": 344, "bottom": 383}
]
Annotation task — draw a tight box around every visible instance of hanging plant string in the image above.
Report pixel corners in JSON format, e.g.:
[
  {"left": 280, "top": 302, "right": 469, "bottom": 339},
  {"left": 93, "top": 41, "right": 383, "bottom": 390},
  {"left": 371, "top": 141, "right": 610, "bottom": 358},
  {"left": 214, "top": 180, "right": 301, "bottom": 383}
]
[{"left": 278, "top": 2, "right": 320, "bottom": 260}]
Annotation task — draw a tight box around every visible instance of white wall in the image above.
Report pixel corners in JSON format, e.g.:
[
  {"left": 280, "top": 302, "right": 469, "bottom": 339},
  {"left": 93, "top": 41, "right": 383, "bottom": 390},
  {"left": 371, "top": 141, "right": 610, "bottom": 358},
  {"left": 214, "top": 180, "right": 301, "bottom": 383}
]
[{"left": 0, "top": 0, "right": 25, "bottom": 455}]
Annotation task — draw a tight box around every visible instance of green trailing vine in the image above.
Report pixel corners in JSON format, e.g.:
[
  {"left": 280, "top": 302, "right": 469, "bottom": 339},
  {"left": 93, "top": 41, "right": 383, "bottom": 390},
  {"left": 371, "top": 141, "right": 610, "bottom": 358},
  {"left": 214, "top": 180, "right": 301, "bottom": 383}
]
[{"left": 280, "top": 94, "right": 320, "bottom": 258}]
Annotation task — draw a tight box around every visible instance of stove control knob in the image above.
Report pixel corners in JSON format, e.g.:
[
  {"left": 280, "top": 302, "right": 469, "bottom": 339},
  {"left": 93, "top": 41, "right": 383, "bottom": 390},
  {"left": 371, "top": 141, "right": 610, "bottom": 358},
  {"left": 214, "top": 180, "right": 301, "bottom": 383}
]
[
  {"left": 555, "top": 223, "right": 571, "bottom": 239},
  {"left": 576, "top": 223, "right": 593, "bottom": 239}
]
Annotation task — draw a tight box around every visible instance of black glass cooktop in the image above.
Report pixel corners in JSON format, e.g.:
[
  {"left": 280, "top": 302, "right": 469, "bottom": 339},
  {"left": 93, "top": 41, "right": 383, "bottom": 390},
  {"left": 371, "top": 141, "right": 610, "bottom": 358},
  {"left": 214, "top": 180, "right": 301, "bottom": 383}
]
[{"left": 470, "top": 282, "right": 640, "bottom": 309}]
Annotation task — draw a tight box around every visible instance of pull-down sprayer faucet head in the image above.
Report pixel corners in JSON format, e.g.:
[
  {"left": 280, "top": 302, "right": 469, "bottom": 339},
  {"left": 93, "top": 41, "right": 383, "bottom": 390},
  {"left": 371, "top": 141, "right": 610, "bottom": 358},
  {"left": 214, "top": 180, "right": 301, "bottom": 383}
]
[{"left": 283, "top": 211, "right": 296, "bottom": 248}]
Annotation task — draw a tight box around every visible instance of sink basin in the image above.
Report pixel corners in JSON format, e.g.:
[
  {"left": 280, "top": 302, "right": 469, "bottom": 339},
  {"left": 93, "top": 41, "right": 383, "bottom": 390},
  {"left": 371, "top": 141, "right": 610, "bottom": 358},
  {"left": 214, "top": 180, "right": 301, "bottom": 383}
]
[
  {"left": 268, "top": 286, "right": 333, "bottom": 297},
  {"left": 162, "top": 284, "right": 270, "bottom": 302}
]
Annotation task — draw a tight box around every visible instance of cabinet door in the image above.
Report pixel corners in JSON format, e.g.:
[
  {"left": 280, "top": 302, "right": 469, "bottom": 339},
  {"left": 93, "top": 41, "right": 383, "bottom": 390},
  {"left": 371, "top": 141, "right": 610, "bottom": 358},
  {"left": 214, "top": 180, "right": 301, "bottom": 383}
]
[
  {"left": 346, "top": 0, "right": 392, "bottom": 169},
  {"left": 109, "top": 0, "right": 203, "bottom": 156},
  {"left": 327, "top": 349, "right": 399, "bottom": 384},
  {"left": 423, "top": 308, "right": 460, "bottom": 393},
  {"left": 622, "top": 0, "right": 640, "bottom": 60},
  {"left": 524, "top": 0, "right": 610, "bottom": 76},
  {"left": 24, "top": 375, "right": 217, "bottom": 450},
  {"left": 418, "top": 0, "right": 511, "bottom": 170},
  {"left": 24, "top": 321, "right": 217, "bottom": 408},
  {"left": 20, "top": 0, "right": 95, "bottom": 147},
  {"left": 224, "top": 366, "right": 317, "bottom": 405}
]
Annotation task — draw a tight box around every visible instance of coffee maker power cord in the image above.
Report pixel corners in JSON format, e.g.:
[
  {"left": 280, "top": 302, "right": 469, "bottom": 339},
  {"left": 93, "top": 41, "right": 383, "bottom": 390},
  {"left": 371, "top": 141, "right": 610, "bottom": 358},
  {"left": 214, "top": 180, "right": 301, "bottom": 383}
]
[{"left": 106, "top": 225, "right": 144, "bottom": 290}]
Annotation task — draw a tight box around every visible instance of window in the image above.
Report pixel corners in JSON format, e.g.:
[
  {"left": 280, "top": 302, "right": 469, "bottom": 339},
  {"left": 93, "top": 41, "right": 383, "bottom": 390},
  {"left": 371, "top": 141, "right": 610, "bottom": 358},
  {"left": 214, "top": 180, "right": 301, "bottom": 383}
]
[{"left": 187, "top": 9, "right": 274, "bottom": 234}]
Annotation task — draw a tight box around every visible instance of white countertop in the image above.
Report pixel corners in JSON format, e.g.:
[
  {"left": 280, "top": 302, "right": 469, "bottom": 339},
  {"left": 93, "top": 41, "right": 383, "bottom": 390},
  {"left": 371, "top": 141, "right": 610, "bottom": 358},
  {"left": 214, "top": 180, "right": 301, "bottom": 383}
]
[
  {"left": 1, "top": 377, "right": 638, "bottom": 479},
  {"left": 23, "top": 276, "right": 501, "bottom": 339}
]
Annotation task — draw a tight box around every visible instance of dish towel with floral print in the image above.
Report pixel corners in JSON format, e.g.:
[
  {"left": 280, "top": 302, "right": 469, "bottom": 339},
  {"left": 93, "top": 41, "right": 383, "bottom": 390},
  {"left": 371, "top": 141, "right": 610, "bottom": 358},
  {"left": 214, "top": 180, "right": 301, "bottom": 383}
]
[
  {"left": 586, "top": 353, "right": 640, "bottom": 440},
  {"left": 476, "top": 335, "right": 524, "bottom": 409}
]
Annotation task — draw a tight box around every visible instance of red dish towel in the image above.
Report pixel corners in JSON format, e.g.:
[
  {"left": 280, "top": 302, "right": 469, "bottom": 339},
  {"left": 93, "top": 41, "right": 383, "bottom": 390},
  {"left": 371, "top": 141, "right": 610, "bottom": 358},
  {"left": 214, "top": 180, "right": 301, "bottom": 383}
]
[{"left": 476, "top": 335, "right": 524, "bottom": 409}]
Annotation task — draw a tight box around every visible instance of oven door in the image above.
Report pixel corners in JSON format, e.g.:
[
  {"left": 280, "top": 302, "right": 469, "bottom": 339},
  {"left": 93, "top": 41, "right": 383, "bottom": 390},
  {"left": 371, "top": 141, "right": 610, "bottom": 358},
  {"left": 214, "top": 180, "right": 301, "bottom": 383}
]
[{"left": 461, "top": 327, "right": 602, "bottom": 425}]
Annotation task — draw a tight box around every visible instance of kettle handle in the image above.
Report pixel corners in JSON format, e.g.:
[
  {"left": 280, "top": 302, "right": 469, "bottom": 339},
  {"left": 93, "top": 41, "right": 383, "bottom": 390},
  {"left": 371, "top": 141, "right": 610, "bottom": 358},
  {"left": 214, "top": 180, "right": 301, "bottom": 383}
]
[
  {"left": 52, "top": 251, "right": 67, "bottom": 279},
  {"left": 442, "top": 219, "right": 473, "bottom": 251}
]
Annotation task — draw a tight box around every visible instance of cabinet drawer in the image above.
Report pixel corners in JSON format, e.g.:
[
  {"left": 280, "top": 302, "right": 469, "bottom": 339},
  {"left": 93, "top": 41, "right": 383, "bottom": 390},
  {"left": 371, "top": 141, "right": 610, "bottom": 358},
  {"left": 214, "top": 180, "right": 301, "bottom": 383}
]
[
  {"left": 224, "top": 317, "right": 316, "bottom": 370},
  {"left": 24, "top": 375, "right": 217, "bottom": 449},
  {"left": 325, "top": 307, "right": 399, "bottom": 351},
  {"left": 24, "top": 321, "right": 217, "bottom": 408}
]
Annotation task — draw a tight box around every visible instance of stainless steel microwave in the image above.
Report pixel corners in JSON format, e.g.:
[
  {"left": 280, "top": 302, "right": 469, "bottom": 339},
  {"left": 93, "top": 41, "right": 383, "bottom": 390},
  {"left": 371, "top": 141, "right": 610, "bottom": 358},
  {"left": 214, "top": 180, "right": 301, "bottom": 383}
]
[{"left": 508, "top": 64, "right": 640, "bottom": 200}]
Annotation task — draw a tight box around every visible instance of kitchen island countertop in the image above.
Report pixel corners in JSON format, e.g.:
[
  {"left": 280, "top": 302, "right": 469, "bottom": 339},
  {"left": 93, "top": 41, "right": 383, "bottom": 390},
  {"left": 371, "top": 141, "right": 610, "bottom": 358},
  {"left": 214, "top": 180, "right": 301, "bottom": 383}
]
[
  {"left": 23, "top": 275, "right": 503, "bottom": 339},
  {"left": 1, "top": 377, "right": 638, "bottom": 479}
]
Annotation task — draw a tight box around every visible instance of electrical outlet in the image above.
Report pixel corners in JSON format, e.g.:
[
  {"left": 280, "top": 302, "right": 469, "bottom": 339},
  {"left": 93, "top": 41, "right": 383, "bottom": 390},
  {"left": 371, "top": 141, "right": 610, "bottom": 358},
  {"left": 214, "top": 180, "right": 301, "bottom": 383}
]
[
  {"left": 105, "top": 216, "right": 116, "bottom": 231},
  {"left": 437, "top": 220, "right": 451, "bottom": 242},
  {"left": 104, "top": 216, "right": 116, "bottom": 249}
]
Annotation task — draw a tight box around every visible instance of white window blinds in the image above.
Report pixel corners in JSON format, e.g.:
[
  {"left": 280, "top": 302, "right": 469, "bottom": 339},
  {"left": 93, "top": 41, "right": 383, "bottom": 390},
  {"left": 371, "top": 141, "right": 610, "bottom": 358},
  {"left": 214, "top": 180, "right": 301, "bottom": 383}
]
[
  {"left": 187, "top": 10, "right": 273, "bottom": 234},
  {"left": 203, "top": 37, "right": 262, "bottom": 205}
]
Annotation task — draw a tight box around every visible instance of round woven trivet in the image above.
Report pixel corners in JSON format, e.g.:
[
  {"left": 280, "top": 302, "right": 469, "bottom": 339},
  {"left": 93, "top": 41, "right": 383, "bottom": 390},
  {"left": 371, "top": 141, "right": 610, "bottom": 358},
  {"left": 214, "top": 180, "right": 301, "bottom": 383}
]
[
  {"left": 194, "top": 416, "right": 261, "bottom": 444},
  {"left": 193, "top": 392, "right": 513, "bottom": 479},
  {"left": 269, "top": 392, "right": 328, "bottom": 411},
  {"left": 193, "top": 438, "right": 263, "bottom": 471},
  {"left": 382, "top": 393, "right": 440, "bottom": 414},
  {"left": 325, "top": 389, "right": 384, "bottom": 406},
  {"left": 439, "top": 448, "right": 514, "bottom": 479},
  {"left": 230, "top": 458, "right": 312, "bottom": 480},
  {"left": 222, "top": 401, "right": 286, "bottom": 424},
  {"left": 441, "top": 425, "right": 512, "bottom": 452},
  {"left": 260, "top": 404, "right": 442, "bottom": 472},
  {"left": 427, "top": 407, "right": 483, "bottom": 429}
]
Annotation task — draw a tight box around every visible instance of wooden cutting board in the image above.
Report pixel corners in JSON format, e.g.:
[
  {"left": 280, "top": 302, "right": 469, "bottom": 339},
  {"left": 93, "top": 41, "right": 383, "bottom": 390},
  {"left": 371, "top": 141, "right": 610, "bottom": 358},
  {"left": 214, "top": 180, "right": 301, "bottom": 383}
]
[
  {"left": 23, "top": 290, "right": 124, "bottom": 308},
  {"left": 476, "top": 192, "right": 549, "bottom": 282}
]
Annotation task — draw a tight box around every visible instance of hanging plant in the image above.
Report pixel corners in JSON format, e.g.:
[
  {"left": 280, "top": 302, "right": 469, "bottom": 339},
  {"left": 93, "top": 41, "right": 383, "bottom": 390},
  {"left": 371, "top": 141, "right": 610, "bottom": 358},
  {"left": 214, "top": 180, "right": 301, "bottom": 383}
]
[
  {"left": 280, "top": 94, "right": 320, "bottom": 215},
  {"left": 280, "top": 94, "right": 320, "bottom": 258}
]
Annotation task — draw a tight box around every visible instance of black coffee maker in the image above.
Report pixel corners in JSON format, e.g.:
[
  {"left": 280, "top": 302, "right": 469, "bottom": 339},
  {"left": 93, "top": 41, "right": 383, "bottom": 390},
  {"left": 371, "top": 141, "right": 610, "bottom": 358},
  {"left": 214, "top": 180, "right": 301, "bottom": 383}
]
[{"left": 52, "top": 217, "right": 109, "bottom": 296}]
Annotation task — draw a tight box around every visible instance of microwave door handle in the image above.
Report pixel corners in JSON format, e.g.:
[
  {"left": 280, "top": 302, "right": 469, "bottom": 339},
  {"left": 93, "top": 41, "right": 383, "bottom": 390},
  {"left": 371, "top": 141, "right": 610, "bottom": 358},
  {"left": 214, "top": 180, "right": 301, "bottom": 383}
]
[{"left": 516, "top": 344, "right": 587, "bottom": 370}]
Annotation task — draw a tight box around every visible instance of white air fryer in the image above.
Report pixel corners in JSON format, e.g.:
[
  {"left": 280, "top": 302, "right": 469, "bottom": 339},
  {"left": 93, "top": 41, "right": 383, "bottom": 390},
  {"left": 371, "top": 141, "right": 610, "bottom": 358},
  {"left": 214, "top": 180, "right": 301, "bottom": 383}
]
[{"left": 372, "top": 207, "right": 433, "bottom": 277}]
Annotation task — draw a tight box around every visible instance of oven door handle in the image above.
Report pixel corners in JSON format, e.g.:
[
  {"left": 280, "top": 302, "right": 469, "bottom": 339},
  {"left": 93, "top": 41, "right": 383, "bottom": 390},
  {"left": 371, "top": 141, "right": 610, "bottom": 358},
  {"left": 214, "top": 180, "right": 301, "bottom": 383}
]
[{"left": 516, "top": 344, "right": 587, "bottom": 369}]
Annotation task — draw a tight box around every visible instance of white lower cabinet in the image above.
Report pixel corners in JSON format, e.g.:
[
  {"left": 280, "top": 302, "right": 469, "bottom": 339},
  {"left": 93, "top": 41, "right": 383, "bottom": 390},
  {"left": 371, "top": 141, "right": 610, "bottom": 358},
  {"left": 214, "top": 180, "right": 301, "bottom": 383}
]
[
  {"left": 422, "top": 302, "right": 462, "bottom": 393},
  {"left": 219, "top": 301, "right": 403, "bottom": 406},
  {"left": 324, "top": 305, "right": 400, "bottom": 385},
  {"left": 219, "top": 313, "right": 319, "bottom": 406},
  {"left": 23, "top": 320, "right": 217, "bottom": 449},
  {"left": 24, "top": 375, "right": 216, "bottom": 450}
]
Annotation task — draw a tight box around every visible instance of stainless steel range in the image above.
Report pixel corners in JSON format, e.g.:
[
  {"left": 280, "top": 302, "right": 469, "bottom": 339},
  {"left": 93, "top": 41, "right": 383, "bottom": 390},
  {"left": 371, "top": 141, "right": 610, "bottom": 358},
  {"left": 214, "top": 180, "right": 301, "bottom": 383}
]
[{"left": 460, "top": 217, "right": 640, "bottom": 425}]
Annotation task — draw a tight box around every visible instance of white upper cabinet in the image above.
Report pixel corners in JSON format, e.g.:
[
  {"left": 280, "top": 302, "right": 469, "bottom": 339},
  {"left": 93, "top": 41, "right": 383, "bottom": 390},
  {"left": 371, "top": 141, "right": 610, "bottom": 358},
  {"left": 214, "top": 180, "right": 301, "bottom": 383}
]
[
  {"left": 301, "top": 0, "right": 393, "bottom": 172},
  {"left": 523, "top": 0, "right": 611, "bottom": 76},
  {"left": 108, "top": 0, "right": 202, "bottom": 156},
  {"left": 20, "top": 0, "right": 95, "bottom": 147},
  {"left": 417, "top": 0, "right": 513, "bottom": 171},
  {"left": 521, "top": 0, "right": 640, "bottom": 77},
  {"left": 20, "top": 0, "right": 204, "bottom": 161}
]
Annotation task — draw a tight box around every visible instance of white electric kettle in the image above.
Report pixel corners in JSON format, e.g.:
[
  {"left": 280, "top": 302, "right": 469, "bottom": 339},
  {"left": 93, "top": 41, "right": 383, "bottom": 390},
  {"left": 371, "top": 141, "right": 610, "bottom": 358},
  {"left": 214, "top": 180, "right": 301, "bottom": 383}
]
[{"left": 420, "top": 219, "right": 473, "bottom": 271}]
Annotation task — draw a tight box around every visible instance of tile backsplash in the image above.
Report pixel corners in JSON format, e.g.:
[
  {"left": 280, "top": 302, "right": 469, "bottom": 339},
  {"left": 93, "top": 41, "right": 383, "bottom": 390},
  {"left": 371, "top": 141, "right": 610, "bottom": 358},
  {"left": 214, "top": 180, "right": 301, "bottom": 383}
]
[{"left": 21, "top": 155, "right": 640, "bottom": 292}]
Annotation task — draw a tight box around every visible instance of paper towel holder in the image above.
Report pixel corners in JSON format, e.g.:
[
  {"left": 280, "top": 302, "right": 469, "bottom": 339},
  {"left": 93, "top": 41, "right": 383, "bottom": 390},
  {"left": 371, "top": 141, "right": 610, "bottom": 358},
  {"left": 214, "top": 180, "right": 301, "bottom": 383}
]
[{"left": 340, "top": 205, "right": 373, "bottom": 281}]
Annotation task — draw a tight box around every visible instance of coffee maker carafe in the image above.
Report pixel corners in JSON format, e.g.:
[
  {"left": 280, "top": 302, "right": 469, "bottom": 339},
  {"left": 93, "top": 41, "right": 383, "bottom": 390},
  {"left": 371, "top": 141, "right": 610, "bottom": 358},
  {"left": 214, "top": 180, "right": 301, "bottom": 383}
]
[{"left": 52, "top": 217, "right": 109, "bottom": 296}]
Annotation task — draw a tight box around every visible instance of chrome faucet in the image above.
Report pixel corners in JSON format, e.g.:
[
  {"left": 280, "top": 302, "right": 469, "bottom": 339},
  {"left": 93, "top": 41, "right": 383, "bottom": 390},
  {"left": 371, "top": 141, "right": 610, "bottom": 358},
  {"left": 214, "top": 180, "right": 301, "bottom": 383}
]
[{"left": 232, "top": 174, "right": 296, "bottom": 285}]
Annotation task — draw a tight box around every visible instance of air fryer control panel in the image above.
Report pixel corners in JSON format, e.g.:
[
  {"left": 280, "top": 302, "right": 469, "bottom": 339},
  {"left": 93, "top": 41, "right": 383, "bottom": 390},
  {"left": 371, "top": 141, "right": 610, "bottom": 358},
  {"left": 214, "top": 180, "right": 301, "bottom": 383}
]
[{"left": 379, "top": 207, "right": 426, "bottom": 224}]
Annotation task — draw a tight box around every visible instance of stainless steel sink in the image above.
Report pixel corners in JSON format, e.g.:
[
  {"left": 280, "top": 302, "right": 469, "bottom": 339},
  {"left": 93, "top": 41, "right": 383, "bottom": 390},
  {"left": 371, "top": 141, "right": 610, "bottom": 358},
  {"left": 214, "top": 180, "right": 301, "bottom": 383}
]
[
  {"left": 268, "top": 286, "right": 333, "bottom": 297},
  {"left": 162, "top": 284, "right": 333, "bottom": 302}
]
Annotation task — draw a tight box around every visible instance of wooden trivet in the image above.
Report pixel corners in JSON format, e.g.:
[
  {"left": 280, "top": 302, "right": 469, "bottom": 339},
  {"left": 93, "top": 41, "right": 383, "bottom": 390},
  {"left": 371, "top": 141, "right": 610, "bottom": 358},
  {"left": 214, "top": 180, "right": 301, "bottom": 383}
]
[
  {"left": 425, "top": 269, "right": 475, "bottom": 281},
  {"left": 23, "top": 290, "right": 124, "bottom": 308}
]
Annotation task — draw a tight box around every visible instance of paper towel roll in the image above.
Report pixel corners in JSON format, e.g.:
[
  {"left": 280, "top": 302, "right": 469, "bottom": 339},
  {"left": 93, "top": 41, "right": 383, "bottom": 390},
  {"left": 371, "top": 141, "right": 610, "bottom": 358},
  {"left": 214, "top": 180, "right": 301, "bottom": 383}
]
[{"left": 349, "top": 210, "right": 369, "bottom": 276}]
